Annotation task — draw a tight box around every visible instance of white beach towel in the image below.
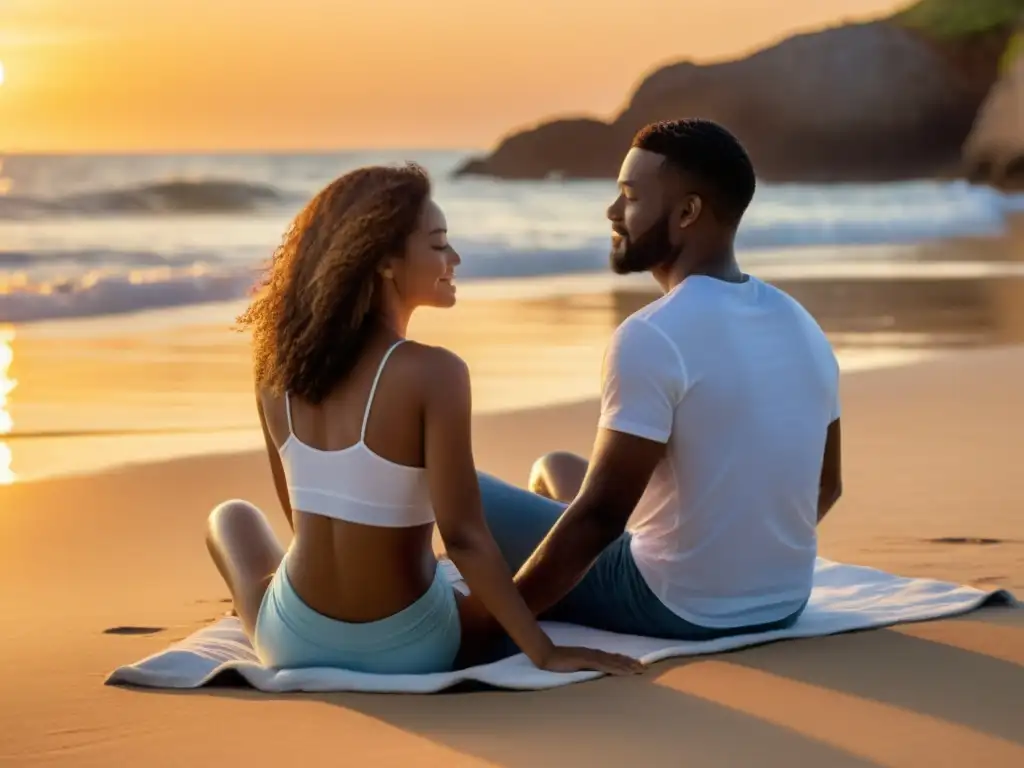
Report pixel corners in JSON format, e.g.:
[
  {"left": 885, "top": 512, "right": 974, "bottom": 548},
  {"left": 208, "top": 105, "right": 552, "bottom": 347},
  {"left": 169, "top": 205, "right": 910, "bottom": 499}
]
[{"left": 106, "top": 558, "right": 1016, "bottom": 694}]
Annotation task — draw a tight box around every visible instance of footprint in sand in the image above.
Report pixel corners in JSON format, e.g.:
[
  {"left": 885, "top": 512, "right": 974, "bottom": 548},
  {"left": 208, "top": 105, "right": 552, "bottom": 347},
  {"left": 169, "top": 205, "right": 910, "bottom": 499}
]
[
  {"left": 103, "top": 626, "right": 166, "bottom": 636},
  {"left": 925, "top": 537, "right": 1008, "bottom": 546},
  {"left": 973, "top": 575, "right": 1009, "bottom": 585},
  {"left": 205, "top": 611, "right": 236, "bottom": 623},
  {"left": 194, "top": 598, "right": 235, "bottom": 618}
]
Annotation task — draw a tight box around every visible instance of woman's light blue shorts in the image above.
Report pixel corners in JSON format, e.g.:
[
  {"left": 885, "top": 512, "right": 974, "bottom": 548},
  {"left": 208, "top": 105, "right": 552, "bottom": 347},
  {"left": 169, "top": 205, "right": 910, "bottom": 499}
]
[{"left": 254, "top": 558, "right": 461, "bottom": 674}]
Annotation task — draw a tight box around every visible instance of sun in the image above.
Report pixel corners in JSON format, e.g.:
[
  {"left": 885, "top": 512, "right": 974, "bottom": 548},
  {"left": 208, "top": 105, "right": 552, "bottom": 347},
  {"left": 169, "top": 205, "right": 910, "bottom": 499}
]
[{"left": 0, "top": 61, "right": 5, "bottom": 87}]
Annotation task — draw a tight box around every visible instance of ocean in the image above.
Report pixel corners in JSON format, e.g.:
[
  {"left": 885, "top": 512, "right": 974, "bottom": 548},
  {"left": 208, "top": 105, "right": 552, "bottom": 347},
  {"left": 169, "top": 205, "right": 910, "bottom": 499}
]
[
  {"left": 3, "top": 148, "right": 1024, "bottom": 483},
  {"left": 3, "top": 149, "right": 1024, "bottom": 325}
]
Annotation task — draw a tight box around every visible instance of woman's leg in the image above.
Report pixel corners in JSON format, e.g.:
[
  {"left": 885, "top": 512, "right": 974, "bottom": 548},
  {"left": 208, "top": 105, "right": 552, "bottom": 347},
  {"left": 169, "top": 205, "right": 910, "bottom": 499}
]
[
  {"left": 205, "top": 499, "right": 286, "bottom": 640},
  {"left": 527, "top": 451, "right": 589, "bottom": 503}
]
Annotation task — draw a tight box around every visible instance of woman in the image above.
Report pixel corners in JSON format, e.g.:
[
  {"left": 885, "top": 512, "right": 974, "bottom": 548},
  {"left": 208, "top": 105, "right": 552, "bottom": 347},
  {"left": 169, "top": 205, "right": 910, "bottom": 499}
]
[{"left": 206, "top": 163, "right": 642, "bottom": 676}]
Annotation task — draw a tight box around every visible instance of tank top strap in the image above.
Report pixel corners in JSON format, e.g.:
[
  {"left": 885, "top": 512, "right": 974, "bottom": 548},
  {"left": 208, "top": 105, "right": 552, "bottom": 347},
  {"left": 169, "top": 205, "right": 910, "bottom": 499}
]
[
  {"left": 360, "top": 340, "right": 405, "bottom": 441},
  {"left": 283, "top": 391, "right": 294, "bottom": 435}
]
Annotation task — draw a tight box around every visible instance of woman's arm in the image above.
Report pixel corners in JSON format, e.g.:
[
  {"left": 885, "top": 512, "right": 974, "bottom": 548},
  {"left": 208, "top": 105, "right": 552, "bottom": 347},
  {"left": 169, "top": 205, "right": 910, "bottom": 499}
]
[
  {"left": 256, "top": 392, "right": 294, "bottom": 531},
  {"left": 422, "top": 350, "right": 554, "bottom": 665},
  {"left": 420, "top": 348, "right": 644, "bottom": 676}
]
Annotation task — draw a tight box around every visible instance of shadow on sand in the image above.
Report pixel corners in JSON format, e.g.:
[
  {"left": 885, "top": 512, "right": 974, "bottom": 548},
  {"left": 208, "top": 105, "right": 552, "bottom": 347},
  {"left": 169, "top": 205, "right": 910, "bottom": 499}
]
[{"left": 124, "top": 606, "right": 1023, "bottom": 767}]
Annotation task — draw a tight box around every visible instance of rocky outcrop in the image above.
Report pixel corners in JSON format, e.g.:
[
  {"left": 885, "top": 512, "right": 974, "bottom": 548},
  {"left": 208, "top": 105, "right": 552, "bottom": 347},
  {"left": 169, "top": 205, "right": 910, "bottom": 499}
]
[
  {"left": 964, "top": 44, "right": 1024, "bottom": 189},
  {"left": 455, "top": 20, "right": 1010, "bottom": 182},
  {"left": 458, "top": 119, "right": 626, "bottom": 180}
]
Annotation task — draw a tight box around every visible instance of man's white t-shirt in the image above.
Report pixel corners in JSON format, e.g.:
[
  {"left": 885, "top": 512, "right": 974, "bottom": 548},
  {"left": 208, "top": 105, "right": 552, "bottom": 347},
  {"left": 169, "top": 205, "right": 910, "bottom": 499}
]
[{"left": 599, "top": 275, "right": 840, "bottom": 628}]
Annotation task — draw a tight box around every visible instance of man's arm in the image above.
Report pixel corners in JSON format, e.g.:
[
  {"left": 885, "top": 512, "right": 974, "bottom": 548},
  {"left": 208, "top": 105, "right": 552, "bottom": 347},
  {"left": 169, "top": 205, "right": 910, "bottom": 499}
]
[
  {"left": 514, "top": 316, "right": 681, "bottom": 616},
  {"left": 513, "top": 428, "right": 665, "bottom": 616},
  {"left": 818, "top": 418, "right": 842, "bottom": 523}
]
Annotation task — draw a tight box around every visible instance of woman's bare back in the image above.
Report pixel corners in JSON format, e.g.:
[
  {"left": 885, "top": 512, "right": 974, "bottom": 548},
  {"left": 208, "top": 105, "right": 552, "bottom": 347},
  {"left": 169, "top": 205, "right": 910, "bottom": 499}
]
[{"left": 260, "top": 335, "right": 442, "bottom": 623}]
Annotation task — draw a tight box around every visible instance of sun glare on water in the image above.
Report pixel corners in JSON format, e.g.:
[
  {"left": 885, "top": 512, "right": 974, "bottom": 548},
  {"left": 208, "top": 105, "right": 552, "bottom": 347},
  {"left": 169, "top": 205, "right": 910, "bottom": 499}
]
[{"left": 0, "top": 327, "right": 16, "bottom": 485}]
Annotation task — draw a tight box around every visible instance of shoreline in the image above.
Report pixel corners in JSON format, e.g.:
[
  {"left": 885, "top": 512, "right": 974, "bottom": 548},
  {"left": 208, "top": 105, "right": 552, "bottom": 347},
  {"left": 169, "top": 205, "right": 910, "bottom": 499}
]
[
  {"left": 6, "top": 237, "right": 1024, "bottom": 333},
  {"left": 0, "top": 339, "right": 1015, "bottom": 491},
  {"left": 10, "top": 209, "right": 1024, "bottom": 329},
  {"left": 3, "top": 320, "right": 1022, "bottom": 487},
  {"left": 3, "top": 219, "right": 1023, "bottom": 485},
  {"left": 0, "top": 324, "right": 995, "bottom": 488}
]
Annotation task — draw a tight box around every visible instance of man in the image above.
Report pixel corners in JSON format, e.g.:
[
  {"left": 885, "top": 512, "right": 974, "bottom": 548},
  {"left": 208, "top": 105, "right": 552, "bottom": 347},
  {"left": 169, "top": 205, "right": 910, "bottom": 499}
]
[{"left": 471, "top": 118, "right": 842, "bottom": 647}]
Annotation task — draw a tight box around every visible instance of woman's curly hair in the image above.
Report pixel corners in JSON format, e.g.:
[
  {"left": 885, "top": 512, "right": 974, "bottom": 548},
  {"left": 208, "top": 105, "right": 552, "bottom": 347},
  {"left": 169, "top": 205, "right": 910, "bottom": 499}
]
[{"left": 238, "top": 163, "right": 431, "bottom": 404}]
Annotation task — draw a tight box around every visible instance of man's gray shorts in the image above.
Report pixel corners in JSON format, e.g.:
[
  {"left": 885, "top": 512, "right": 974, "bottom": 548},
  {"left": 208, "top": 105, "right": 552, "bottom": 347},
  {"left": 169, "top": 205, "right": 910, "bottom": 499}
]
[{"left": 477, "top": 471, "right": 806, "bottom": 649}]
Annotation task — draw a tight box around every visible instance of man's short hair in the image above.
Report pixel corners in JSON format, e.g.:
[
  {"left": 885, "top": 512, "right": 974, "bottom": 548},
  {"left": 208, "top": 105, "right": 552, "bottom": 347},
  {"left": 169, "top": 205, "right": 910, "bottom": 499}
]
[{"left": 631, "top": 119, "right": 756, "bottom": 227}]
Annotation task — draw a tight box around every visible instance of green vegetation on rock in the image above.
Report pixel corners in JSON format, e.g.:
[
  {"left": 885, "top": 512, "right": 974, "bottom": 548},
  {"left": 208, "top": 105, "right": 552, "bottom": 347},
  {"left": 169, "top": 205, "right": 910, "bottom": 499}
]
[
  {"left": 1001, "top": 31, "right": 1024, "bottom": 71},
  {"left": 895, "top": 0, "right": 1023, "bottom": 40}
]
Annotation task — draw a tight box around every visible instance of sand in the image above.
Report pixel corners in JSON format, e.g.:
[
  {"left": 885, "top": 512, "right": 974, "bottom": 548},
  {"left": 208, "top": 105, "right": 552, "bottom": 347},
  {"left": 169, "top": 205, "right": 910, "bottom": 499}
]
[{"left": 0, "top": 341, "right": 1022, "bottom": 767}]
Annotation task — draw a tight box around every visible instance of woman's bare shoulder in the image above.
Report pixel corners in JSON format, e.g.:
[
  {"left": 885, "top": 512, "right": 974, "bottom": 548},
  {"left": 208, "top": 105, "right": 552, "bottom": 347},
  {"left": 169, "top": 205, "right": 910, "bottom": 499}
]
[
  {"left": 391, "top": 341, "right": 471, "bottom": 399},
  {"left": 394, "top": 341, "right": 468, "bottom": 377}
]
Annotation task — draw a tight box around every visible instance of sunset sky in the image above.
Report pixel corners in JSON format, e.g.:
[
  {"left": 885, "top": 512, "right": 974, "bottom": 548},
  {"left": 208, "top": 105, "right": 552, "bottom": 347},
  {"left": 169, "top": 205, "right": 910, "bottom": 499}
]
[{"left": 0, "top": 0, "right": 907, "bottom": 152}]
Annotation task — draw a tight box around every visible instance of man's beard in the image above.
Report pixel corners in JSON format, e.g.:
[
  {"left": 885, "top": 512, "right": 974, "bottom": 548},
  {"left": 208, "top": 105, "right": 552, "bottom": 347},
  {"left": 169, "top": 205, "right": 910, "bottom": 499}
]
[{"left": 609, "top": 213, "right": 681, "bottom": 275}]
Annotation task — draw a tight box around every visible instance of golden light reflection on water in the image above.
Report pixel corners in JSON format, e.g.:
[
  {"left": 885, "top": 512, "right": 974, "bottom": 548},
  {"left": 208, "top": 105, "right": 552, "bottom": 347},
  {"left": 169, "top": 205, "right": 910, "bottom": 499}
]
[{"left": 0, "top": 325, "right": 16, "bottom": 484}]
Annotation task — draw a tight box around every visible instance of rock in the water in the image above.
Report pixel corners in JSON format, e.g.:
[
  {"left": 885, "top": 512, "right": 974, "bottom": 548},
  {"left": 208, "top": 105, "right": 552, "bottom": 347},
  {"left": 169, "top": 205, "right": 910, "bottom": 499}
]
[
  {"left": 453, "top": 118, "right": 628, "bottom": 180},
  {"left": 456, "top": 20, "right": 1008, "bottom": 182},
  {"left": 964, "top": 54, "right": 1024, "bottom": 189}
]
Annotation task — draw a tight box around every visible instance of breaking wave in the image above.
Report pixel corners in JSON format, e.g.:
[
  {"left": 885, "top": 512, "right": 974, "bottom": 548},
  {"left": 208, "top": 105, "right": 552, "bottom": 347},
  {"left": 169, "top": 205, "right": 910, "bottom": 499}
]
[
  {"left": 0, "top": 179, "right": 290, "bottom": 219},
  {"left": 0, "top": 265, "right": 257, "bottom": 323}
]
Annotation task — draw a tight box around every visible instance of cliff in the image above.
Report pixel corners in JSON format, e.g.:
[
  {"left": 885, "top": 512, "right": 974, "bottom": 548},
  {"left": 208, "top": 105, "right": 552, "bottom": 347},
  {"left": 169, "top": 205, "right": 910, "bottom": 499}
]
[{"left": 455, "top": 0, "right": 1023, "bottom": 183}]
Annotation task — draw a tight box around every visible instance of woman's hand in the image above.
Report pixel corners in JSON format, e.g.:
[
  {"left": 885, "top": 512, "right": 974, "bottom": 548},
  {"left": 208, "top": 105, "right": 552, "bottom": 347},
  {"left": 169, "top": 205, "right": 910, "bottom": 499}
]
[
  {"left": 536, "top": 645, "right": 645, "bottom": 675},
  {"left": 455, "top": 593, "right": 644, "bottom": 676}
]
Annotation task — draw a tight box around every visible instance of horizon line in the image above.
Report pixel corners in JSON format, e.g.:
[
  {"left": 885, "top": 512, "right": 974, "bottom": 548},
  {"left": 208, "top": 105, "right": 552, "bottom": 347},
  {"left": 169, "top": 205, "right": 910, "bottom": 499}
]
[{"left": 0, "top": 146, "right": 485, "bottom": 158}]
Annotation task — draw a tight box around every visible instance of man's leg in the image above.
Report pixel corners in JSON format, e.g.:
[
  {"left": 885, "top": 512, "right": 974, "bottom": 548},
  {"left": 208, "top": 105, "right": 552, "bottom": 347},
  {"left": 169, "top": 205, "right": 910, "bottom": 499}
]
[
  {"left": 547, "top": 538, "right": 807, "bottom": 639},
  {"left": 479, "top": 461, "right": 809, "bottom": 642},
  {"left": 527, "top": 451, "right": 588, "bottom": 503},
  {"left": 478, "top": 450, "right": 592, "bottom": 573},
  {"left": 479, "top": 459, "right": 724, "bottom": 640},
  {"left": 477, "top": 470, "right": 568, "bottom": 574},
  {"left": 512, "top": 453, "right": 666, "bottom": 632},
  {"left": 479, "top": 459, "right": 650, "bottom": 634}
]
